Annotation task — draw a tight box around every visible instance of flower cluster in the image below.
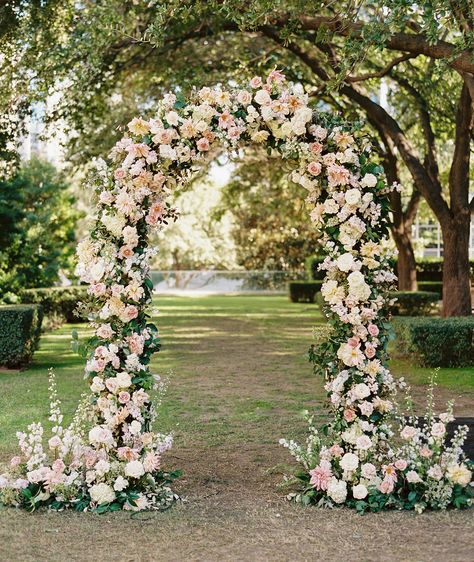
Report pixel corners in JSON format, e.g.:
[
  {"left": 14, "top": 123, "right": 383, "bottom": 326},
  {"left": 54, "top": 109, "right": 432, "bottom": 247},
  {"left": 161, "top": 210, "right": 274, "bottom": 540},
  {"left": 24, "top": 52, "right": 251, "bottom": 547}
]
[
  {"left": 2, "top": 71, "right": 470, "bottom": 513},
  {"left": 281, "top": 381, "right": 473, "bottom": 512}
]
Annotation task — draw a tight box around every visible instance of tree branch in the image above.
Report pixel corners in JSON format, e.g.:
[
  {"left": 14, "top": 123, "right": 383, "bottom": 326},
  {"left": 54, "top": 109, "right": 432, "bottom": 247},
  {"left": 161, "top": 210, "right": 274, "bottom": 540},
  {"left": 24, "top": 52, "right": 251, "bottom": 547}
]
[
  {"left": 347, "top": 54, "right": 417, "bottom": 82},
  {"left": 271, "top": 15, "right": 474, "bottom": 75}
]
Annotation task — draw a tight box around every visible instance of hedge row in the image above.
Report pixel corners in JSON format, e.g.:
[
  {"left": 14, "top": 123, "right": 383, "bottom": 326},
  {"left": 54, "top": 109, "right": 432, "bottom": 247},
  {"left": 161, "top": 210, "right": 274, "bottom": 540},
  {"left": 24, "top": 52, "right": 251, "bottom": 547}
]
[
  {"left": 393, "top": 316, "right": 474, "bottom": 367},
  {"left": 305, "top": 255, "right": 474, "bottom": 286},
  {"left": 389, "top": 291, "right": 440, "bottom": 316},
  {"left": 290, "top": 282, "right": 440, "bottom": 316},
  {"left": 0, "top": 305, "right": 43, "bottom": 368},
  {"left": 288, "top": 281, "right": 323, "bottom": 303},
  {"left": 20, "top": 286, "right": 88, "bottom": 323}
]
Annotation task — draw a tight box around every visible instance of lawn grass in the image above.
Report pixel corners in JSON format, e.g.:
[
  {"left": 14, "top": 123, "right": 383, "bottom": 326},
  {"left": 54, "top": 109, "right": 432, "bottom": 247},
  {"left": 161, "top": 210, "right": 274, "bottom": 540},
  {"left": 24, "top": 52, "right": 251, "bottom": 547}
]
[
  {"left": 0, "top": 294, "right": 473, "bottom": 562},
  {"left": 1, "top": 295, "right": 472, "bottom": 456}
]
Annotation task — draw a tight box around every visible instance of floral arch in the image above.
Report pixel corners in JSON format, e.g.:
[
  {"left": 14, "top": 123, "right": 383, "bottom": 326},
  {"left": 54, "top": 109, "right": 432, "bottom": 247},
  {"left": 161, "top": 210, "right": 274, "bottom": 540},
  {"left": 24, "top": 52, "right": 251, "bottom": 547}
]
[{"left": 1, "top": 71, "right": 472, "bottom": 513}]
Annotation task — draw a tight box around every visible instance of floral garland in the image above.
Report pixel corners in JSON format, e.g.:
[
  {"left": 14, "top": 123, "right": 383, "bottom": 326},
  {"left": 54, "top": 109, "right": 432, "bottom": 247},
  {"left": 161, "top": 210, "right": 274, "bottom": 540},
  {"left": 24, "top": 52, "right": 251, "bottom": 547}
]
[{"left": 1, "top": 71, "right": 472, "bottom": 513}]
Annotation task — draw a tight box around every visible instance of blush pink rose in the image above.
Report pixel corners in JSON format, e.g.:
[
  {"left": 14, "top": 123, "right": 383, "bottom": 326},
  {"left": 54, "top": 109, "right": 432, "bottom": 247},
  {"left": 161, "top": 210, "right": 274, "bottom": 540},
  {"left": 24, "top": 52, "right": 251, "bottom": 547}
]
[
  {"left": 307, "top": 161, "right": 322, "bottom": 176},
  {"left": 394, "top": 459, "right": 408, "bottom": 471},
  {"left": 379, "top": 479, "right": 394, "bottom": 494},
  {"left": 348, "top": 337, "right": 360, "bottom": 349},
  {"left": 367, "top": 324, "right": 379, "bottom": 337},
  {"left": 344, "top": 409, "right": 356, "bottom": 422},
  {"left": 196, "top": 137, "right": 210, "bottom": 151},
  {"left": 309, "top": 142, "right": 323, "bottom": 155},
  {"left": 114, "top": 168, "right": 126, "bottom": 180},
  {"left": 89, "top": 283, "right": 107, "bottom": 297},
  {"left": 119, "top": 245, "right": 134, "bottom": 259},
  {"left": 118, "top": 391, "right": 131, "bottom": 404},
  {"left": 249, "top": 76, "right": 263, "bottom": 89},
  {"left": 96, "top": 324, "right": 114, "bottom": 339},
  {"left": 365, "top": 343, "right": 376, "bottom": 359},
  {"left": 124, "top": 305, "right": 138, "bottom": 321},
  {"left": 329, "top": 444, "right": 344, "bottom": 458}
]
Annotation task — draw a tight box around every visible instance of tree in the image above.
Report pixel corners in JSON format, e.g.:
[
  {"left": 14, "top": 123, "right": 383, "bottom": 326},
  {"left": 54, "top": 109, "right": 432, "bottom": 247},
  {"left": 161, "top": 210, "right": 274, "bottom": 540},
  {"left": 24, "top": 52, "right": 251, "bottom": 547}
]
[
  {"left": 0, "top": 157, "right": 81, "bottom": 298},
  {"left": 152, "top": 174, "right": 238, "bottom": 270},
  {"left": 219, "top": 151, "right": 323, "bottom": 272},
  {"left": 2, "top": 1, "right": 473, "bottom": 314}
]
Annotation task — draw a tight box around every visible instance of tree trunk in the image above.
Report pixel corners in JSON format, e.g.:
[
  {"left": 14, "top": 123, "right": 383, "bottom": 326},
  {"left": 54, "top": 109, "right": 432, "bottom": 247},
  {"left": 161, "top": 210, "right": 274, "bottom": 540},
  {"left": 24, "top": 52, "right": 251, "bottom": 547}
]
[
  {"left": 441, "top": 214, "right": 472, "bottom": 316},
  {"left": 392, "top": 229, "right": 418, "bottom": 291}
]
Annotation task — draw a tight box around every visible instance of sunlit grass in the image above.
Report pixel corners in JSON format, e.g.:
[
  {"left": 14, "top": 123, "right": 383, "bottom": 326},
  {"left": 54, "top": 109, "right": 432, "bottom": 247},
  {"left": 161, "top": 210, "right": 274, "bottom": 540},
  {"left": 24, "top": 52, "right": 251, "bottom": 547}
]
[{"left": 0, "top": 295, "right": 471, "bottom": 460}]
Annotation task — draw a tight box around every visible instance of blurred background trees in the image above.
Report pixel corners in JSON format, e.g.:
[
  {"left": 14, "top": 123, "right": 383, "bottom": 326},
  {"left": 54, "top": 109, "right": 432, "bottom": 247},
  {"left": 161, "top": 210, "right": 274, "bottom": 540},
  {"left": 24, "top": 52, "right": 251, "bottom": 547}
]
[{"left": 0, "top": 158, "right": 81, "bottom": 300}]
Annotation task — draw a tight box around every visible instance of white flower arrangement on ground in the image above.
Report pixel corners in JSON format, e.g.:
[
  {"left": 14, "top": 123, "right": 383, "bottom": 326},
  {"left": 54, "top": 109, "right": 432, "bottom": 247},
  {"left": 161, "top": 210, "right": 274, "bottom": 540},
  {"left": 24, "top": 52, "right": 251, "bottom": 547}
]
[{"left": 1, "top": 70, "right": 471, "bottom": 513}]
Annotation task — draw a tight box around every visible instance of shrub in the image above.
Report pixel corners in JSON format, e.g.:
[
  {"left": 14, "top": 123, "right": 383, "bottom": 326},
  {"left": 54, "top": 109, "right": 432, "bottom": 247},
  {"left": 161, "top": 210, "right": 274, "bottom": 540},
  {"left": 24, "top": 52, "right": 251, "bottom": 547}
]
[
  {"left": 20, "top": 286, "right": 88, "bottom": 324},
  {"left": 389, "top": 291, "right": 440, "bottom": 316},
  {"left": 288, "top": 281, "right": 323, "bottom": 303},
  {"left": 393, "top": 316, "right": 474, "bottom": 367},
  {"left": 417, "top": 281, "right": 443, "bottom": 298},
  {"left": 305, "top": 255, "right": 326, "bottom": 280},
  {"left": 0, "top": 305, "right": 43, "bottom": 368}
]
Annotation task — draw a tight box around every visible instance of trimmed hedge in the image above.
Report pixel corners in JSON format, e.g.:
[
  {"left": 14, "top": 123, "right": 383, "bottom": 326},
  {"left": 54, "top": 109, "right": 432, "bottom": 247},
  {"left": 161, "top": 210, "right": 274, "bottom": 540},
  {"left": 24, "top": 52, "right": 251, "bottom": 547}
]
[
  {"left": 417, "top": 281, "right": 443, "bottom": 298},
  {"left": 305, "top": 256, "right": 326, "bottom": 281},
  {"left": 288, "top": 281, "right": 323, "bottom": 303},
  {"left": 20, "top": 286, "right": 88, "bottom": 323},
  {"left": 393, "top": 316, "right": 474, "bottom": 367},
  {"left": 0, "top": 305, "right": 43, "bottom": 368},
  {"left": 389, "top": 291, "right": 440, "bottom": 316}
]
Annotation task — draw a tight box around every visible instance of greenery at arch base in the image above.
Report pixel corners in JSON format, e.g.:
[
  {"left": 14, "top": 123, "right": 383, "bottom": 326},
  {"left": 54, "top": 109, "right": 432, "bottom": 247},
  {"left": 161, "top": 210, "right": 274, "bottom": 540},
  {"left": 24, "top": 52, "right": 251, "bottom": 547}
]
[{"left": 0, "top": 72, "right": 472, "bottom": 514}]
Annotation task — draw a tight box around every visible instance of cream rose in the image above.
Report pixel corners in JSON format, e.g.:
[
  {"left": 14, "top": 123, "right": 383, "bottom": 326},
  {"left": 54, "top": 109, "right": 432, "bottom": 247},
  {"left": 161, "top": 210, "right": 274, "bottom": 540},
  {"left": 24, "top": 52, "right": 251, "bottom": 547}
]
[
  {"left": 90, "top": 482, "right": 116, "bottom": 505},
  {"left": 124, "top": 460, "right": 145, "bottom": 479}
]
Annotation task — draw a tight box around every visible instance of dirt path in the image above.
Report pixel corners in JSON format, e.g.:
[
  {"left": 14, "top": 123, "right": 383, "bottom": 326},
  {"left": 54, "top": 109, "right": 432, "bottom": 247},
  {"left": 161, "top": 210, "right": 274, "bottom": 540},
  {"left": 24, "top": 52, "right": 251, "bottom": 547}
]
[{"left": 1, "top": 297, "right": 473, "bottom": 562}]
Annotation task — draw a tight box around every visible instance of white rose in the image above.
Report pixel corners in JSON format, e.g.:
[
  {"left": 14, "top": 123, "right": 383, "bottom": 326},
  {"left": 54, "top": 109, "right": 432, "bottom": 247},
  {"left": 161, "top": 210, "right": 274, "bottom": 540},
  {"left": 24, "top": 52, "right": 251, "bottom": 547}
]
[
  {"left": 91, "top": 376, "right": 105, "bottom": 393},
  {"left": 447, "top": 464, "right": 472, "bottom": 486},
  {"left": 340, "top": 452, "right": 359, "bottom": 472},
  {"left": 165, "top": 111, "right": 179, "bottom": 126},
  {"left": 94, "top": 459, "right": 110, "bottom": 477},
  {"left": 89, "top": 483, "right": 116, "bottom": 505},
  {"left": 352, "top": 383, "right": 371, "bottom": 400},
  {"left": 89, "top": 259, "right": 106, "bottom": 282},
  {"left": 113, "top": 475, "right": 129, "bottom": 492},
  {"left": 129, "top": 420, "right": 142, "bottom": 435},
  {"left": 116, "top": 371, "right": 132, "bottom": 388},
  {"left": 159, "top": 144, "right": 177, "bottom": 161},
  {"left": 327, "top": 478, "right": 348, "bottom": 504},
  {"left": 352, "top": 483, "right": 368, "bottom": 499},
  {"left": 348, "top": 271, "right": 371, "bottom": 301},
  {"left": 360, "top": 173, "right": 377, "bottom": 188},
  {"left": 431, "top": 422, "right": 446, "bottom": 439},
  {"left": 88, "top": 426, "right": 114, "bottom": 448},
  {"left": 406, "top": 470, "right": 422, "bottom": 484},
  {"left": 336, "top": 252, "right": 355, "bottom": 272},
  {"left": 345, "top": 188, "right": 361, "bottom": 206},
  {"left": 254, "top": 89, "right": 272, "bottom": 105},
  {"left": 427, "top": 466, "right": 443, "bottom": 481},
  {"left": 356, "top": 435, "right": 372, "bottom": 451},
  {"left": 361, "top": 463, "right": 377, "bottom": 479},
  {"left": 124, "top": 460, "right": 145, "bottom": 479}
]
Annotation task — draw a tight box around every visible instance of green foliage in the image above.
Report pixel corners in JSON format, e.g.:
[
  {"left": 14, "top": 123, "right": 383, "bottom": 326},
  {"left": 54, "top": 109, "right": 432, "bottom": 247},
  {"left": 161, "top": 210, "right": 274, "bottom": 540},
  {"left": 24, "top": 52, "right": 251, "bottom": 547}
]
[
  {"left": 0, "top": 158, "right": 81, "bottom": 299},
  {"left": 288, "top": 281, "right": 322, "bottom": 303},
  {"left": 218, "top": 153, "right": 323, "bottom": 273},
  {"left": 20, "top": 286, "right": 89, "bottom": 325},
  {"left": 305, "top": 255, "right": 326, "bottom": 280},
  {"left": 389, "top": 291, "right": 440, "bottom": 316},
  {"left": 0, "top": 304, "right": 43, "bottom": 368},
  {"left": 393, "top": 317, "right": 474, "bottom": 368},
  {"left": 417, "top": 281, "right": 443, "bottom": 298}
]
